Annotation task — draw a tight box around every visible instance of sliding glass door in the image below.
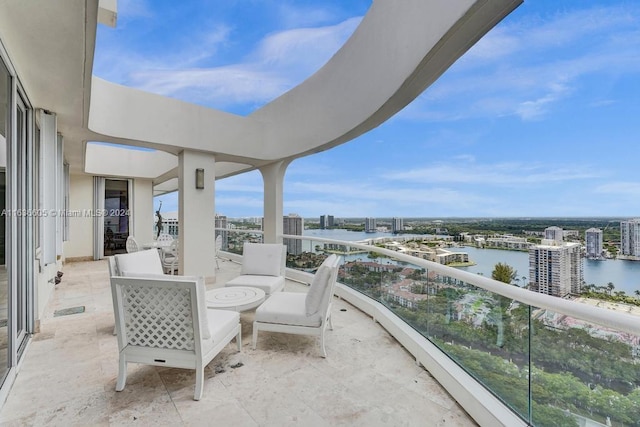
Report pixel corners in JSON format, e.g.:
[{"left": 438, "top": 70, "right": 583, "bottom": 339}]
[{"left": 103, "top": 179, "right": 130, "bottom": 256}]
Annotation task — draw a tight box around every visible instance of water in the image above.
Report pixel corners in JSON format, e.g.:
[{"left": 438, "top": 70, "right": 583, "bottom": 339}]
[{"left": 303, "top": 229, "right": 640, "bottom": 295}]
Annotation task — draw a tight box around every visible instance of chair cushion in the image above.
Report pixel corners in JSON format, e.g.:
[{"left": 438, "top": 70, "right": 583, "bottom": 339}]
[
  {"left": 205, "top": 309, "right": 240, "bottom": 344},
  {"left": 305, "top": 264, "right": 332, "bottom": 316},
  {"left": 118, "top": 272, "right": 211, "bottom": 340},
  {"left": 305, "top": 254, "right": 339, "bottom": 316},
  {"left": 255, "top": 292, "right": 322, "bottom": 327},
  {"left": 115, "top": 249, "right": 164, "bottom": 276},
  {"left": 240, "top": 243, "right": 283, "bottom": 277},
  {"left": 225, "top": 275, "right": 285, "bottom": 295}
]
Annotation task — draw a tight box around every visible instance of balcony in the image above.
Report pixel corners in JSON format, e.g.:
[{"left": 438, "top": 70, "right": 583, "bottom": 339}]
[{"left": 0, "top": 256, "right": 474, "bottom": 426}]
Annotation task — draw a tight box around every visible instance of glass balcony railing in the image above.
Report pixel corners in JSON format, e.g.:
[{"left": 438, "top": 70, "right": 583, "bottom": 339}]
[{"left": 217, "top": 230, "right": 640, "bottom": 427}]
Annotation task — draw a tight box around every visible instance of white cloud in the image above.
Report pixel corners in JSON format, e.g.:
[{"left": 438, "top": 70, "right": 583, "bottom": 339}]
[
  {"left": 383, "top": 162, "right": 599, "bottom": 186},
  {"left": 594, "top": 182, "right": 640, "bottom": 194}
]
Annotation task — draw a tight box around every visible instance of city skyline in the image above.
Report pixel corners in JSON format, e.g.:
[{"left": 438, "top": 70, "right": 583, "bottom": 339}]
[{"left": 94, "top": 0, "right": 640, "bottom": 218}]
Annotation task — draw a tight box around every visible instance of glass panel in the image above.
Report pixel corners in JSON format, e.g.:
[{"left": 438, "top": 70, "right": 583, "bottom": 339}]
[
  {"left": 15, "top": 98, "right": 26, "bottom": 344},
  {"left": 531, "top": 309, "right": 640, "bottom": 427},
  {"left": 103, "top": 179, "right": 129, "bottom": 255},
  {"left": 0, "top": 58, "right": 9, "bottom": 382},
  {"left": 282, "top": 235, "right": 640, "bottom": 425}
]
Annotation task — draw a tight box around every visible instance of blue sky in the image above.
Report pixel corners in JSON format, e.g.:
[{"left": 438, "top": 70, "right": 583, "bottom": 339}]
[{"left": 94, "top": 0, "right": 640, "bottom": 219}]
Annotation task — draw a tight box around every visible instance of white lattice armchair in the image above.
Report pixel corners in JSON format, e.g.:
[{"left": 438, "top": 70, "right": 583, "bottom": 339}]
[{"left": 111, "top": 275, "right": 241, "bottom": 400}]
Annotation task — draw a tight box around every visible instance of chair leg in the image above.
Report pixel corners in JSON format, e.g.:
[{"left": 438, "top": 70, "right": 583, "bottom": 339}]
[
  {"left": 236, "top": 327, "right": 242, "bottom": 351},
  {"left": 194, "top": 361, "right": 204, "bottom": 401},
  {"left": 116, "top": 357, "right": 127, "bottom": 391},
  {"left": 215, "top": 257, "right": 220, "bottom": 270},
  {"left": 252, "top": 322, "right": 259, "bottom": 350},
  {"left": 319, "top": 331, "right": 327, "bottom": 358},
  {"left": 328, "top": 313, "right": 334, "bottom": 331}
]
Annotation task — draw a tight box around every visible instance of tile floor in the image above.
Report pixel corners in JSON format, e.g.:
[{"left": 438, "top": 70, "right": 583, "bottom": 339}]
[{"left": 0, "top": 258, "right": 477, "bottom": 426}]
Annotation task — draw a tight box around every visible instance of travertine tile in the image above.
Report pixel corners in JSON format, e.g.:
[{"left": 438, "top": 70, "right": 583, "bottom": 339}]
[{"left": 0, "top": 259, "right": 477, "bottom": 427}]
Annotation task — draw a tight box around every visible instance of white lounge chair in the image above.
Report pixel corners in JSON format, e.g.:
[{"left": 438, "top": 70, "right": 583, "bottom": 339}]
[
  {"left": 252, "top": 254, "right": 341, "bottom": 357},
  {"left": 225, "top": 242, "right": 286, "bottom": 296},
  {"left": 125, "top": 235, "right": 140, "bottom": 253},
  {"left": 111, "top": 274, "right": 241, "bottom": 401},
  {"left": 161, "top": 240, "right": 179, "bottom": 274}
]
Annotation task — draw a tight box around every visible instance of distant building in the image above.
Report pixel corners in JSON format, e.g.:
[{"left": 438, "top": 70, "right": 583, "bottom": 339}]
[
  {"left": 283, "top": 213, "right": 304, "bottom": 255},
  {"left": 620, "top": 219, "right": 640, "bottom": 258},
  {"left": 585, "top": 228, "right": 603, "bottom": 259},
  {"left": 544, "top": 226, "right": 564, "bottom": 242},
  {"left": 485, "top": 235, "right": 532, "bottom": 251},
  {"left": 365, "top": 217, "right": 377, "bottom": 233},
  {"left": 529, "top": 240, "right": 583, "bottom": 297},
  {"left": 318, "top": 215, "right": 335, "bottom": 229},
  {"left": 391, "top": 217, "right": 404, "bottom": 234}
]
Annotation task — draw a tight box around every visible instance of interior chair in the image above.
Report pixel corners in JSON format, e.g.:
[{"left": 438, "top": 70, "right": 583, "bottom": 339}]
[
  {"left": 252, "top": 254, "right": 341, "bottom": 357},
  {"left": 157, "top": 233, "right": 174, "bottom": 244},
  {"left": 111, "top": 274, "right": 241, "bottom": 400},
  {"left": 161, "top": 239, "right": 179, "bottom": 275},
  {"left": 125, "top": 235, "right": 140, "bottom": 253},
  {"left": 225, "top": 242, "right": 287, "bottom": 296},
  {"left": 214, "top": 235, "right": 222, "bottom": 270}
]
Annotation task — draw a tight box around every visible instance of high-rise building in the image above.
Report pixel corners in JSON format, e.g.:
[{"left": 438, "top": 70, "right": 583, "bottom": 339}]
[
  {"left": 364, "top": 217, "right": 377, "bottom": 233},
  {"left": 585, "top": 228, "right": 603, "bottom": 259},
  {"left": 215, "top": 214, "right": 228, "bottom": 250},
  {"left": 529, "top": 240, "right": 583, "bottom": 297},
  {"left": 620, "top": 219, "right": 640, "bottom": 258},
  {"left": 392, "top": 217, "right": 404, "bottom": 234},
  {"left": 544, "top": 226, "right": 564, "bottom": 242},
  {"left": 283, "top": 213, "right": 304, "bottom": 255},
  {"left": 328, "top": 215, "right": 335, "bottom": 227},
  {"left": 320, "top": 214, "right": 335, "bottom": 229}
]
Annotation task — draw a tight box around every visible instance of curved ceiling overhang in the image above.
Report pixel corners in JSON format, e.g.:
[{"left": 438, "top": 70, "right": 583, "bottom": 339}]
[
  {"left": 85, "top": 0, "right": 522, "bottom": 168},
  {"left": 84, "top": 142, "right": 177, "bottom": 178}
]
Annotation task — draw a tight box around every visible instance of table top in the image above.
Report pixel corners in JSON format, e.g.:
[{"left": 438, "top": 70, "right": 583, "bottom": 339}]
[
  {"left": 206, "top": 286, "right": 266, "bottom": 312},
  {"left": 142, "top": 240, "right": 173, "bottom": 249}
]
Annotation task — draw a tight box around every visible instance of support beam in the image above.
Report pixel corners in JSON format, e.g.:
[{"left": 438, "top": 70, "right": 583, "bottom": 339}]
[
  {"left": 260, "top": 161, "right": 290, "bottom": 244},
  {"left": 178, "top": 150, "right": 216, "bottom": 281}
]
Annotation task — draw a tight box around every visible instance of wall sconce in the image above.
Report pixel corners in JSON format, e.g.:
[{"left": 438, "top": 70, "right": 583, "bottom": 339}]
[{"left": 195, "top": 168, "right": 205, "bottom": 190}]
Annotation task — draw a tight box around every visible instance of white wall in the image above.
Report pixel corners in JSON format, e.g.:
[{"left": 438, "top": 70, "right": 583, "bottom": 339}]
[
  {"left": 132, "top": 178, "right": 154, "bottom": 244},
  {"left": 64, "top": 173, "right": 94, "bottom": 259}
]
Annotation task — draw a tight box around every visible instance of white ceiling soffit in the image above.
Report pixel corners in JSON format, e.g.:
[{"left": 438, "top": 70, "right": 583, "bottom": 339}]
[
  {"left": 153, "top": 178, "right": 178, "bottom": 196},
  {"left": 85, "top": 143, "right": 177, "bottom": 178}
]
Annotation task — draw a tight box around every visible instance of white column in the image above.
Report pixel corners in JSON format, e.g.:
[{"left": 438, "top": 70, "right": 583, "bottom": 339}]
[
  {"left": 260, "top": 161, "right": 290, "bottom": 244},
  {"left": 178, "top": 150, "right": 216, "bottom": 281}
]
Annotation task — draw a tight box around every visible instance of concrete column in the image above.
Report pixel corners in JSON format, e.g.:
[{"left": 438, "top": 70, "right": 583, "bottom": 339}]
[
  {"left": 260, "top": 160, "right": 290, "bottom": 244},
  {"left": 178, "top": 150, "right": 216, "bottom": 281}
]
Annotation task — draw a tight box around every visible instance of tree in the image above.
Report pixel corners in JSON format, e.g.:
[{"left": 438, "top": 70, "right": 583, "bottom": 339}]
[
  {"left": 492, "top": 262, "right": 517, "bottom": 284},
  {"left": 606, "top": 282, "right": 615, "bottom": 295}
]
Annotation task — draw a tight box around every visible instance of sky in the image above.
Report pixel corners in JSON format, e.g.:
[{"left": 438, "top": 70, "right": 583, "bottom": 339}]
[{"left": 94, "top": 0, "right": 640, "bottom": 219}]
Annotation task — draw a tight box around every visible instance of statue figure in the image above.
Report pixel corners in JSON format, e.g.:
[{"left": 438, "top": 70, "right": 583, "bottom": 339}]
[{"left": 156, "top": 201, "right": 163, "bottom": 239}]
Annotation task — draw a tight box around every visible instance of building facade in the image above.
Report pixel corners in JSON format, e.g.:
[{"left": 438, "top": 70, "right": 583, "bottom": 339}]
[
  {"left": 529, "top": 240, "right": 583, "bottom": 297},
  {"left": 391, "top": 217, "right": 404, "bottom": 234},
  {"left": 283, "top": 213, "right": 304, "bottom": 255},
  {"left": 544, "top": 226, "right": 564, "bottom": 243},
  {"left": 620, "top": 219, "right": 640, "bottom": 258},
  {"left": 585, "top": 227, "right": 603, "bottom": 259},
  {"left": 364, "top": 217, "right": 377, "bottom": 233}
]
